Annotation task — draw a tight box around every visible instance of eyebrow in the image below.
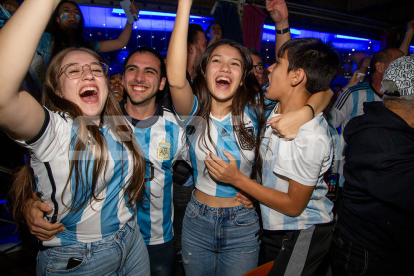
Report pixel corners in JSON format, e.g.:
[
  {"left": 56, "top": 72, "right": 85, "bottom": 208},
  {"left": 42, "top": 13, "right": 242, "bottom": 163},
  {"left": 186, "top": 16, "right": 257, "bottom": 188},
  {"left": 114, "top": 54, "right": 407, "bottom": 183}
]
[
  {"left": 211, "top": 54, "right": 242, "bottom": 63},
  {"left": 125, "top": 64, "right": 159, "bottom": 74}
]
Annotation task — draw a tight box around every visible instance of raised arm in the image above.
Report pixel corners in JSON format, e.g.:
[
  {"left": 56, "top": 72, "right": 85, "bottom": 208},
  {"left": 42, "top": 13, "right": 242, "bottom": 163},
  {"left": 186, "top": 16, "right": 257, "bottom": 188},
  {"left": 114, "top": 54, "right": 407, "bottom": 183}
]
[
  {"left": 166, "top": 0, "right": 194, "bottom": 117},
  {"left": 97, "top": 1, "right": 138, "bottom": 53},
  {"left": 266, "top": 0, "right": 291, "bottom": 59},
  {"left": 399, "top": 20, "right": 414, "bottom": 55},
  {"left": 0, "top": 0, "right": 59, "bottom": 141}
]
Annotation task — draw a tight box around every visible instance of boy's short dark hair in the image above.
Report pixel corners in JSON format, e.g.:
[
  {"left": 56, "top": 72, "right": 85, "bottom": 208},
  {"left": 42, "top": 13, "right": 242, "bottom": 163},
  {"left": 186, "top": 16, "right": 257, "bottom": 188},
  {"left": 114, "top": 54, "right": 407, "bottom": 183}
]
[
  {"left": 123, "top": 46, "right": 166, "bottom": 79},
  {"left": 278, "top": 38, "right": 339, "bottom": 94},
  {"left": 188, "top": 24, "right": 204, "bottom": 44}
]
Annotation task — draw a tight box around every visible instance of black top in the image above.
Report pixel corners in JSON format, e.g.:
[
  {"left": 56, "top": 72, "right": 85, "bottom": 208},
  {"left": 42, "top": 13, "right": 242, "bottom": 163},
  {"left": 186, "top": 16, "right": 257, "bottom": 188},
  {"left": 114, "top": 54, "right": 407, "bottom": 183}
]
[{"left": 338, "top": 102, "right": 414, "bottom": 261}]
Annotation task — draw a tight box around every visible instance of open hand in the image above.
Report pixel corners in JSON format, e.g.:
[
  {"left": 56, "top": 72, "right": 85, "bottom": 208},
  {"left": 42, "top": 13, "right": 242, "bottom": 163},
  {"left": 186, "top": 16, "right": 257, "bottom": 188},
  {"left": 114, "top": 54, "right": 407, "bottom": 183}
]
[{"left": 204, "top": 150, "right": 242, "bottom": 186}]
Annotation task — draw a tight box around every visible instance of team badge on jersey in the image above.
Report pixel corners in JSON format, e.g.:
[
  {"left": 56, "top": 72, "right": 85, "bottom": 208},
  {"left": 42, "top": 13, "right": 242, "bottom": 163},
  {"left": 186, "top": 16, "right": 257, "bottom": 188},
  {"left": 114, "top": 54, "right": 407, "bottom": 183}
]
[
  {"left": 157, "top": 138, "right": 171, "bottom": 161},
  {"left": 238, "top": 126, "right": 255, "bottom": 150}
]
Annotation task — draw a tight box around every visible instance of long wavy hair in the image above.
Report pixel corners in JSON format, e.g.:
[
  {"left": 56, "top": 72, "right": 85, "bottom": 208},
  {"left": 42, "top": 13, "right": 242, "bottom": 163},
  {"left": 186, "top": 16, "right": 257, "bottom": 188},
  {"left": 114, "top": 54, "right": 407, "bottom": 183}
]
[
  {"left": 46, "top": 1, "right": 95, "bottom": 60},
  {"left": 10, "top": 48, "right": 146, "bottom": 224},
  {"left": 192, "top": 39, "right": 265, "bottom": 181}
]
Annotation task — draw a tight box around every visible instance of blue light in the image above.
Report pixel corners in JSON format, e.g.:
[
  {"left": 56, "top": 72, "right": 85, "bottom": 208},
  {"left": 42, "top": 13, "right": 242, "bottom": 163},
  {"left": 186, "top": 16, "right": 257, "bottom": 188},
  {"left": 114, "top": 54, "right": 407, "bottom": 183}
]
[
  {"left": 111, "top": 8, "right": 208, "bottom": 19},
  {"left": 0, "top": 200, "right": 7, "bottom": 204},
  {"left": 263, "top": 24, "right": 300, "bottom": 35},
  {"left": 336, "top": 35, "right": 371, "bottom": 41}
]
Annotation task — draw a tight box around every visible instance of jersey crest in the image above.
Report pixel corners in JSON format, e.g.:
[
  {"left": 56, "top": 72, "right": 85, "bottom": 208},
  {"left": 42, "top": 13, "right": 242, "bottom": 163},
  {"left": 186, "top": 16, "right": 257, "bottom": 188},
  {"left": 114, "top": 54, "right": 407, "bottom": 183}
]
[
  {"left": 238, "top": 126, "right": 255, "bottom": 150},
  {"left": 157, "top": 138, "right": 171, "bottom": 161}
]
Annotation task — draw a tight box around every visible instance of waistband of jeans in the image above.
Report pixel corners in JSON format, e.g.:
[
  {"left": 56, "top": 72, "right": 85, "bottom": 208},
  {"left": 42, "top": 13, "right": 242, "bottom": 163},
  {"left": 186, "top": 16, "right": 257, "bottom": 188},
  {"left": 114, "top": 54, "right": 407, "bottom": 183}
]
[
  {"left": 41, "top": 216, "right": 136, "bottom": 252},
  {"left": 190, "top": 194, "right": 252, "bottom": 217}
]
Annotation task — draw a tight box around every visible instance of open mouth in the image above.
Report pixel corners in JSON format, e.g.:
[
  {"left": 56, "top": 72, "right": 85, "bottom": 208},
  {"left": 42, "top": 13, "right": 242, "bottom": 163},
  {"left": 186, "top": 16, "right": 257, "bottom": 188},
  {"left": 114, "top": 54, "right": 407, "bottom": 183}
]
[
  {"left": 215, "top": 76, "right": 232, "bottom": 89},
  {"left": 79, "top": 86, "right": 99, "bottom": 103}
]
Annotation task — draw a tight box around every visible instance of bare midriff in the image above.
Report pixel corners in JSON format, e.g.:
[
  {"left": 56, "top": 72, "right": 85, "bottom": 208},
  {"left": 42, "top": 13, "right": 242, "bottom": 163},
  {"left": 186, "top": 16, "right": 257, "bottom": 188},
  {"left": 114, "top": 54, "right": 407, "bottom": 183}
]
[{"left": 194, "top": 189, "right": 242, "bottom": 208}]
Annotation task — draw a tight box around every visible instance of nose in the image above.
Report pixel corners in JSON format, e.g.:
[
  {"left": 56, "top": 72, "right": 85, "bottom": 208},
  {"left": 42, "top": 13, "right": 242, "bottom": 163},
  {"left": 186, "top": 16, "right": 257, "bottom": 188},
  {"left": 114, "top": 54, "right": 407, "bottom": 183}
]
[
  {"left": 135, "top": 70, "right": 145, "bottom": 82},
  {"left": 81, "top": 65, "right": 95, "bottom": 80},
  {"left": 220, "top": 62, "right": 231, "bottom": 72},
  {"left": 268, "top": 63, "right": 276, "bottom": 72}
]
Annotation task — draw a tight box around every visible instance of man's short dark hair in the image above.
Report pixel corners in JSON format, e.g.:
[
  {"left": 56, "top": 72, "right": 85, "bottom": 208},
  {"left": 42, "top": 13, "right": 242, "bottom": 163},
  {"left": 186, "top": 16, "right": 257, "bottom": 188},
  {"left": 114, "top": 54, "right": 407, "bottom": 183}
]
[
  {"left": 188, "top": 24, "right": 204, "bottom": 44},
  {"left": 278, "top": 38, "right": 340, "bottom": 94},
  {"left": 247, "top": 47, "right": 261, "bottom": 58},
  {"left": 369, "top": 48, "right": 400, "bottom": 75},
  {"left": 123, "top": 46, "right": 166, "bottom": 79}
]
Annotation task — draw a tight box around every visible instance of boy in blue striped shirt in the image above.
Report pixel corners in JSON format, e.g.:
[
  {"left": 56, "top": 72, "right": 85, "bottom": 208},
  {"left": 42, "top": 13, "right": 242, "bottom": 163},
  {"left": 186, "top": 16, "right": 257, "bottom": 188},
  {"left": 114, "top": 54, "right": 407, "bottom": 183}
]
[{"left": 206, "top": 38, "right": 339, "bottom": 275}]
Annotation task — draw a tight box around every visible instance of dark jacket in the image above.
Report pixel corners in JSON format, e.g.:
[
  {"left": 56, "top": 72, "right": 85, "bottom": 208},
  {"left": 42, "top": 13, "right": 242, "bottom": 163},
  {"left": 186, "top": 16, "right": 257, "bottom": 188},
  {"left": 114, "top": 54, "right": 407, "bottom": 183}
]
[{"left": 338, "top": 101, "right": 414, "bottom": 260}]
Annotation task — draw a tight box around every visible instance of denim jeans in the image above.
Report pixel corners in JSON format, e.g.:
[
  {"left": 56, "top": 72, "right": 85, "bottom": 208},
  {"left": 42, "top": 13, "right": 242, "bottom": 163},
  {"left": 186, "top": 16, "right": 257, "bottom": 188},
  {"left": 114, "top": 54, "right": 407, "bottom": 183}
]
[
  {"left": 181, "top": 195, "right": 260, "bottom": 276},
  {"left": 37, "top": 219, "right": 150, "bottom": 276},
  {"left": 147, "top": 238, "right": 174, "bottom": 276},
  {"left": 330, "top": 227, "right": 408, "bottom": 276}
]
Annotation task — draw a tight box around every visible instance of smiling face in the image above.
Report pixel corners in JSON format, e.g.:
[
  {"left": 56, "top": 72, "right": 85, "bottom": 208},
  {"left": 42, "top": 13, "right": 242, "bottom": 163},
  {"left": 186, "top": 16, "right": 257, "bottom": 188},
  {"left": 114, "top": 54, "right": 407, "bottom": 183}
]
[
  {"left": 57, "top": 2, "right": 81, "bottom": 32},
  {"left": 58, "top": 51, "right": 109, "bottom": 117},
  {"left": 205, "top": 45, "right": 243, "bottom": 103},
  {"left": 208, "top": 23, "right": 223, "bottom": 38},
  {"left": 266, "top": 56, "right": 293, "bottom": 101},
  {"left": 109, "top": 74, "right": 124, "bottom": 101},
  {"left": 123, "top": 52, "right": 166, "bottom": 106}
]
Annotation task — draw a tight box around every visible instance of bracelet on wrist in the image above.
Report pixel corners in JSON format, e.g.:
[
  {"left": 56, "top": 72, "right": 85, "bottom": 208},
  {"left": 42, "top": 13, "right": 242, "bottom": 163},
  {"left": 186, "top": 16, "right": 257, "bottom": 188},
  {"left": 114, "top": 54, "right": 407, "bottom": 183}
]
[
  {"left": 276, "top": 27, "right": 290, "bottom": 34},
  {"left": 304, "top": 104, "right": 315, "bottom": 118}
]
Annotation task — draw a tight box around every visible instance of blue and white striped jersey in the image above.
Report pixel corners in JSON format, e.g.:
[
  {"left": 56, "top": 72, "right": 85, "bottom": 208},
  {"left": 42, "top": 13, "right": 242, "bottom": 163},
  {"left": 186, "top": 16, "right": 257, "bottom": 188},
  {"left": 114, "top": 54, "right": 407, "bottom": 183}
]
[
  {"left": 120, "top": 102, "right": 187, "bottom": 245},
  {"left": 15, "top": 108, "right": 136, "bottom": 247},
  {"left": 261, "top": 106, "right": 334, "bottom": 230},
  {"left": 176, "top": 96, "right": 259, "bottom": 198},
  {"left": 329, "top": 82, "right": 382, "bottom": 186}
]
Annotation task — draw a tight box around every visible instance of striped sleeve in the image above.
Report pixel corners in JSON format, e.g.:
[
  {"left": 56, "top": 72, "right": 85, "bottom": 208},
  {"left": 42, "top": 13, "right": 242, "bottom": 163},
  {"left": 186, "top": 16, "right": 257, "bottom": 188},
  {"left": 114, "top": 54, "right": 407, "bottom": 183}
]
[{"left": 329, "top": 88, "right": 354, "bottom": 128}]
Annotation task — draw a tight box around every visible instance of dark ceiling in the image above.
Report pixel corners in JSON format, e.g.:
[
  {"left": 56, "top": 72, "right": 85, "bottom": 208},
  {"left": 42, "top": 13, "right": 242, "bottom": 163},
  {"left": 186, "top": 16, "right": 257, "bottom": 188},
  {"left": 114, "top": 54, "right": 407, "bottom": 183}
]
[{"left": 79, "top": 0, "right": 414, "bottom": 42}]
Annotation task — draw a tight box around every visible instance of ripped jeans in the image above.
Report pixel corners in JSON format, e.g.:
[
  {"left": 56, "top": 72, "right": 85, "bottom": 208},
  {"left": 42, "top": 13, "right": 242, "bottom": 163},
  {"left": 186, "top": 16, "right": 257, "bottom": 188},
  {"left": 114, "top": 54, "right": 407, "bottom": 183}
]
[{"left": 181, "top": 195, "right": 260, "bottom": 276}]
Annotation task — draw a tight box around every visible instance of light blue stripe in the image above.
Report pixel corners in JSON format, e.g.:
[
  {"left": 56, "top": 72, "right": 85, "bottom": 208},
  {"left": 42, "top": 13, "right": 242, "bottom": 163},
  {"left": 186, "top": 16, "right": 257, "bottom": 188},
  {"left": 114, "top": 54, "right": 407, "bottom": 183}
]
[
  {"left": 161, "top": 120, "right": 179, "bottom": 242},
  {"left": 136, "top": 127, "right": 152, "bottom": 243},
  {"left": 59, "top": 125, "right": 92, "bottom": 245},
  {"left": 350, "top": 91, "right": 359, "bottom": 120},
  {"left": 100, "top": 126, "right": 125, "bottom": 238},
  {"left": 214, "top": 116, "right": 241, "bottom": 197}
]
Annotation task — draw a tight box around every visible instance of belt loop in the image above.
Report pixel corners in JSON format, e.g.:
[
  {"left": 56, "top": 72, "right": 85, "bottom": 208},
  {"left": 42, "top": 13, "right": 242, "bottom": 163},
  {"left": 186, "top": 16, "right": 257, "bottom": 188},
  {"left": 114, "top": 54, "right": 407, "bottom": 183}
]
[
  {"left": 200, "top": 203, "right": 206, "bottom": 216},
  {"left": 86, "top": 243, "right": 92, "bottom": 259}
]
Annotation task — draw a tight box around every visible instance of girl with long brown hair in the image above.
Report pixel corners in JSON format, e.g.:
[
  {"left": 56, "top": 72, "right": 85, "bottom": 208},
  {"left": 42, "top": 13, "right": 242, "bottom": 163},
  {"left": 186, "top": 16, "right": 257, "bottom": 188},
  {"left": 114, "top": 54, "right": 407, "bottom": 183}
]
[
  {"left": 167, "top": 0, "right": 265, "bottom": 274},
  {"left": 0, "top": 0, "right": 149, "bottom": 275}
]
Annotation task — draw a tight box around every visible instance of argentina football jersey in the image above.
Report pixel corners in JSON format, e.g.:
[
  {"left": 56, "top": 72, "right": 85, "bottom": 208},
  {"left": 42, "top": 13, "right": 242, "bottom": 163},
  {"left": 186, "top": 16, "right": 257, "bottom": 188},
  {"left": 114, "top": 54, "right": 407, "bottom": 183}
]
[
  {"left": 15, "top": 108, "right": 136, "bottom": 247},
  {"left": 176, "top": 95, "right": 259, "bottom": 198},
  {"left": 120, "top": 101, "right": 187, "bottom": 245}
]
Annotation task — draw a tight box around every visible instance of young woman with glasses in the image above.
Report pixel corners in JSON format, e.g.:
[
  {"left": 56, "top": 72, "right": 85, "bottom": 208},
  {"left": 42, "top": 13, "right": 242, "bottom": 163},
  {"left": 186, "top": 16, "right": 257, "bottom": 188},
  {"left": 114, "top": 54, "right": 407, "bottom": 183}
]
[{"left": 0, "top": 0, "right": 150, "bottom": 275}]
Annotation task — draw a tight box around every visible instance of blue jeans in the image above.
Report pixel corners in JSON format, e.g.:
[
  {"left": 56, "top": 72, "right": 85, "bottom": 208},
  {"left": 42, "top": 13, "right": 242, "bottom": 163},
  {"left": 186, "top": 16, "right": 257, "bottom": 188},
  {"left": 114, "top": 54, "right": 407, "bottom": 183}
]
[
  {"left": 147, "top": 238, "right": 174, "bottom": 276},
  {"left": 36, "top": 219, "right": 150, "bottom": 276},
  {"left": 181, "top": 195, "right": 260, "bottom": 276}
]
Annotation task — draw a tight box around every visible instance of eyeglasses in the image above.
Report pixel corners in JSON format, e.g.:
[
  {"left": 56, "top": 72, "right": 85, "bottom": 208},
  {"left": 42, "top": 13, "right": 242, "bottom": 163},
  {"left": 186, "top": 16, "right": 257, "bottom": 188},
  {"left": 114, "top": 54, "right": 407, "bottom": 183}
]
[
  {"left": 253, "top": 65, "right": 265, "bottom": 74},
  {"left": 59, "top": 62, "right": 108, "bottom": 79}
]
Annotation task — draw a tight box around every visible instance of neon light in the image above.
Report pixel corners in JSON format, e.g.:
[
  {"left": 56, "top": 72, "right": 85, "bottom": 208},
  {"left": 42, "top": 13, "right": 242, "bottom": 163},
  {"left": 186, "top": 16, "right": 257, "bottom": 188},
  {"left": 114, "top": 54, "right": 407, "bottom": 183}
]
[
  {"left": 263, "top": 24, "right": 300, "bottom": 35},
  {"left": 0, "top": 200, "right": 7, "bottom": 204},
  {"left": 111, "top": 9, "right": 208, "bottom": 19},
  {"left": 336, "top": 35, "right": 370, "bottom": 41}
]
